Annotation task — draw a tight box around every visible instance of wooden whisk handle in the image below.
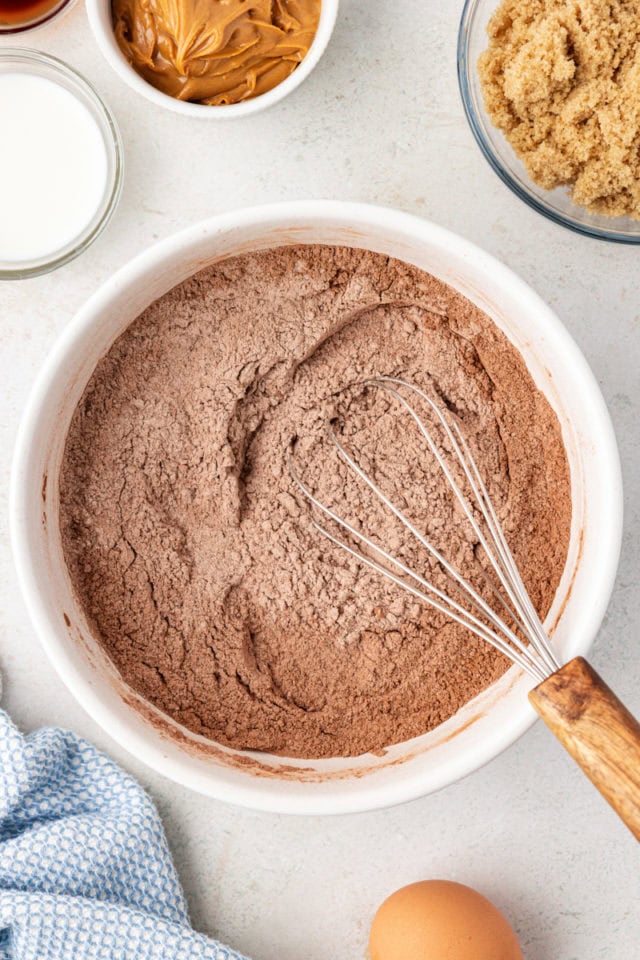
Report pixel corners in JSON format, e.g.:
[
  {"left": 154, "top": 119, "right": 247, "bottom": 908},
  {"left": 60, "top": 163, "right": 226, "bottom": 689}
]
[{"left": 529, "top": 657, "right": 640, "bottom": 841}]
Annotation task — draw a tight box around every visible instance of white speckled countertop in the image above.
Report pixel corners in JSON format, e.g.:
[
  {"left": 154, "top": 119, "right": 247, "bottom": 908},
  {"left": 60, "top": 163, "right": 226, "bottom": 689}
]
[{"left": 1, "top": 2, "right": 639, "bottom": 957}]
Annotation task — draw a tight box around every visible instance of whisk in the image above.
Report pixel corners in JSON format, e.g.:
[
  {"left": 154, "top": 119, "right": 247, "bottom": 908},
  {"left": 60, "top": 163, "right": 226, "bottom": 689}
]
[{"left": 288, "top": 377, "right": 640, "bottom": 841}]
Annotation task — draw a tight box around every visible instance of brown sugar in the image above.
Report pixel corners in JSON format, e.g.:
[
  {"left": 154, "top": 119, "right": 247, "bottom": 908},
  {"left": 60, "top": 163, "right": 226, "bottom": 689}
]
[
  {"left": 479, "top": 0, "right": 640, "bottom": 219},
  {"left": 59, "top": 245, "right": 571, "bottom": 759}
]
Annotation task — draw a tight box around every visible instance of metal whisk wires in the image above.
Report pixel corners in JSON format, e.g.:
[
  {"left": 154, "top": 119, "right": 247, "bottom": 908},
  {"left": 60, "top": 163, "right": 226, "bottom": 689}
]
[{"left": 287, "top": 377, "right": 560, "bottom": 684}]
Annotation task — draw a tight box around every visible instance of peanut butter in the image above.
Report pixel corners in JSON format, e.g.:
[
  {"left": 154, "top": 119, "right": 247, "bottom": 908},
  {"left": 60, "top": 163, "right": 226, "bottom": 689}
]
[{"left": 112, "top": 0, "right": 321, "bottom": 105}]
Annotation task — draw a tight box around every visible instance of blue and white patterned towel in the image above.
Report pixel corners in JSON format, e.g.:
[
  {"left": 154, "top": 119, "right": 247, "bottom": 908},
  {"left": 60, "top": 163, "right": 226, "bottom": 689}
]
[{"left": 0, "top": 708, "right": 248, "bottom": 960}]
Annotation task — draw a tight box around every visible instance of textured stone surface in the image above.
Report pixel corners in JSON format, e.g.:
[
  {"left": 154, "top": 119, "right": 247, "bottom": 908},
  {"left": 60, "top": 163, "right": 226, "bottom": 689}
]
[{"left": 0, "top": 1, "right": 638, "bottom": 958}]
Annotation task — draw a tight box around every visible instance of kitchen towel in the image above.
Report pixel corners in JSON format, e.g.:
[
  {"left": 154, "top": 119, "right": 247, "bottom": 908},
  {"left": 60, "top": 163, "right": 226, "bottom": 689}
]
[{"left": 0, "top": 706, "right": 248, "bottom": 960}]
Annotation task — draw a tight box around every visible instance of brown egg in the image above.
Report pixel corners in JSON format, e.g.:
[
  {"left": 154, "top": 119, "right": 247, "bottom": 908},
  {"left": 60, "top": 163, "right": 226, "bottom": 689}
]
[{"left": 369, "top": 880, "right": 523, "bottom": 960}]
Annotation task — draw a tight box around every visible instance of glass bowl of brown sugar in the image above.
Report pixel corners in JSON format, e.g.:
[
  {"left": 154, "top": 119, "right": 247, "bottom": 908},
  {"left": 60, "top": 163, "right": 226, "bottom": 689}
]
[{"left": 458, "top": 0, "right": 640, "bottom": 243}]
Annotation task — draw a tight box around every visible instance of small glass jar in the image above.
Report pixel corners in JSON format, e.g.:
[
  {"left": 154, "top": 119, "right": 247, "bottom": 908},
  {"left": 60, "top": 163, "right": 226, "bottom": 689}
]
[
  {"left": 0, "top": 0, "right": 75, "bottom": 35},
  {"left": 0, "top": 49, "right": 124, "bottom": 280}
]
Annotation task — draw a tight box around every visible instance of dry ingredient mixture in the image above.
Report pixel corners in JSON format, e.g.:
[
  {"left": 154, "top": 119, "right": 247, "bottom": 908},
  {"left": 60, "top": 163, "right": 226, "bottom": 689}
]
[
  {"left": 479, "top": 0, "right": 640, "bottom": 219},
  {"left": 112, "top": 0, "right": 321, "bottom": 105},
  {"left": 60, "top": 245, "right": 571, "bottom": 758}
]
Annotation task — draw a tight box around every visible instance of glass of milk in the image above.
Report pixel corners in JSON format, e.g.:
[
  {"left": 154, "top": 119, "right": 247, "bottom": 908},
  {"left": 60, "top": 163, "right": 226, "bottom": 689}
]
[{"left": 0, "top": 49, "right": 123, "bottom": 279}]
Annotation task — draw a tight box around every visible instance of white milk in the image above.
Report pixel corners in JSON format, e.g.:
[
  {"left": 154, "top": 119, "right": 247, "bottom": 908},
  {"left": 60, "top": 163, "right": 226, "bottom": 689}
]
[{"left": 0, "top": 72, "right": 108, "bottom": 263}]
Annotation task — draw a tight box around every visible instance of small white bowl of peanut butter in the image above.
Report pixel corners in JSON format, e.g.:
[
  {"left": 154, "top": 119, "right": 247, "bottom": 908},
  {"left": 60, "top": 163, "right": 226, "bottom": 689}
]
[{"left": 87, "top": 0, "right": 339, "bottom": 117}]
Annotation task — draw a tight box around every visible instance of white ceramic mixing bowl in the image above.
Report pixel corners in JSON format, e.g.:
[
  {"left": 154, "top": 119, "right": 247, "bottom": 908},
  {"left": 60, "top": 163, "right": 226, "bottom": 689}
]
[
  {"left": 11, "top": 202, "right": 622, "bottom": 815},
  {"left": 87, "top": 0, "right": 339, "bottom": 118}
]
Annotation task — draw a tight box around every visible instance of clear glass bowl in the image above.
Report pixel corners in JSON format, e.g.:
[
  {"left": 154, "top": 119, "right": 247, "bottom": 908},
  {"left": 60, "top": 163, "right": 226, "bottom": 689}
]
[
  {"left": 458, "top": 0, "right": 640, "bottom": 244},
  {"left": 0, "top": 49, "right": 124, "bottom": 279}
]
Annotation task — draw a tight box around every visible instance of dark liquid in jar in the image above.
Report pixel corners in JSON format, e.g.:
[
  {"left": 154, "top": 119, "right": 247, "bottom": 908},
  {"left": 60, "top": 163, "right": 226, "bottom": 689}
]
[{"left": 0, "top": 0, "right": 66, "bottom": 29}]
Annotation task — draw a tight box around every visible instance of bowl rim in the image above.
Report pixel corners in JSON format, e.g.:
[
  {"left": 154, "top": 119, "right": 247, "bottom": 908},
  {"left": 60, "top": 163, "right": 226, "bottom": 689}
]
[
  {"left": 86, "top": 0, "right": 339, "bottom": 118},
  {"left": 457, "top": 0, "right": 640, "bottom": 245},
  {"left": 9, "top": 201, "right": 624, "bottom": 814}
]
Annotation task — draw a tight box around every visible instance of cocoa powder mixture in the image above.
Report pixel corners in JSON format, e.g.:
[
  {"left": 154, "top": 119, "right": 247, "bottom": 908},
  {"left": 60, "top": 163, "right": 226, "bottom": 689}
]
[{"left": 60, "top": 245, "right": 571, "bottom": 758}]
